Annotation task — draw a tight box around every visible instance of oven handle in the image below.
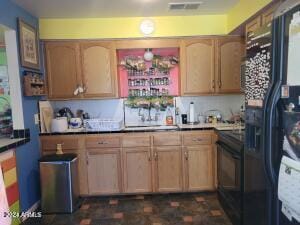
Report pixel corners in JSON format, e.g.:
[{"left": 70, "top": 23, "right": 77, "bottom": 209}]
[{"left": 216, "top": 141, "right": 241, "bottom": 160}]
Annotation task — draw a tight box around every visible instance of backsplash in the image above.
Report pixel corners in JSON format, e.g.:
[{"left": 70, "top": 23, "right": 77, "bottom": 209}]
[{"left": 50, "top": 94, "right": 244, "bottom": 126}]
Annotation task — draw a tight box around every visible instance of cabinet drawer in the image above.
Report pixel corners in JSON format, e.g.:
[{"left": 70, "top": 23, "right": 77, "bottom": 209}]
[
  {"left": 123, "top": 135, "right": 151, "bottom": 147},
  {"left": 85, "top": 136, "right": 121, "bottom": 148},
  {"left": 41, "top": 137, "right": 79, "bottom": 151},
  {"left": 153, "top": 133, "right": 181, "bottom": 146},
  {"left": 183, "top": 133, "right": 212, "bottom": 145}
]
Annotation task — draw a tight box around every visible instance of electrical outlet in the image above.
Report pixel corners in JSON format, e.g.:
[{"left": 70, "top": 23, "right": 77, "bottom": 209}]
[{"left": 34, "top": 114, "right": 39, "bottom": 125}]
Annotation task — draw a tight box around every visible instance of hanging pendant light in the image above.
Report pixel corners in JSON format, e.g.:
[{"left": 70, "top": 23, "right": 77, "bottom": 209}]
[{"left": 144, "top": 48, "right": 153, "bottom": 61}]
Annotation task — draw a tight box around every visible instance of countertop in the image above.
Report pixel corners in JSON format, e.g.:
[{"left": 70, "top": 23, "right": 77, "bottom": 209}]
[
  {"left": 40, "top": 123, "right": 244, "bottom": 136},
  {"left": 0, "top": 137, "right": 30, "bottom": 153}
]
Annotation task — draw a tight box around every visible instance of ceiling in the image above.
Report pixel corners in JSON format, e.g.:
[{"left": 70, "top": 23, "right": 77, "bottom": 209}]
[{"left": 12, "top": 0, "right": 239, "bottom": 18}]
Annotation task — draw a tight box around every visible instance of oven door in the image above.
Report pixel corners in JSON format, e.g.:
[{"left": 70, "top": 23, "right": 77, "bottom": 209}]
[{"left": 217, "top": 141, "right": 241, "bottom": 210}]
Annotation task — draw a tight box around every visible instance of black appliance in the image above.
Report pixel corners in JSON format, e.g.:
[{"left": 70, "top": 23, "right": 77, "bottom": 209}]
[
  {"left": 217, "top": 130, "right": 244, "bottom": 225},
  {"left": 244, "top": 1, "right": 300, "bottom": 225}
]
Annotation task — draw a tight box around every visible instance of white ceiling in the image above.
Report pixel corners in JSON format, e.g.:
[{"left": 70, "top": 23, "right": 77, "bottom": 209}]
[{"left": 12, "top": 0, "right": 239, "bottom": 18}]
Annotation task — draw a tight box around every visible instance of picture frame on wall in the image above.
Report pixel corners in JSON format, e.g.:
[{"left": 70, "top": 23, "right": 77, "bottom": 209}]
[{"left": 18, "top": 18, "right": 40, "bottom": 70}]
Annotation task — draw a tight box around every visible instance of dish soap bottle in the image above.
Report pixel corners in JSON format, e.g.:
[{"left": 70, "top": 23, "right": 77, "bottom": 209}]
[{"left": 166, "top": 107, "right": 173, "bottom": 125}]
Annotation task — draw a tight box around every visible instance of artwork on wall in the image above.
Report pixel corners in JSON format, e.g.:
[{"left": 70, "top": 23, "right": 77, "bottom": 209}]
[{"left": 18, "top": 18, "right": 40, "bottom": 70}]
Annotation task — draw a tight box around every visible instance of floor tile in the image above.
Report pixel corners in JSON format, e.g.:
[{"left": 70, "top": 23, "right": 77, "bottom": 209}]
[
  {"left": 21, "top": 192, "right": 232, "bottom": 225},
  {"left": 80, "top": 218, "right": 91, "bottom": 225},
  {"left": 183, "top": 216, "right": 193, "bottom": 222},
  {"left": 211, "top": 210, "right": 222, "bottom": 216},
  {"left": 109, "top": 199, "right": 118, "bottom": 205}
]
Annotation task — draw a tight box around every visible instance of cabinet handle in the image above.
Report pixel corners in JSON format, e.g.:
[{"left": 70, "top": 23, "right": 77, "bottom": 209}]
[
  {"left": 184, "top": 151, "right": 189, "bottom": 160},
  {"left": 212, "top": 80, "right": 215, "bottom": 90},
  {"left": 154, "top": 152, "right": 158, "bottom": 161},
  {"left": 192, "top": 138, "right": 202, "bottom": 142},
  {"left": 219, "top": 80, "right": 222, "bottom": 89},
  {"left": 98, "top": 141, "right": 108, "bottom": 145},
  {"left": 148, "top": 152, "right": 152, "bottom": 161}
]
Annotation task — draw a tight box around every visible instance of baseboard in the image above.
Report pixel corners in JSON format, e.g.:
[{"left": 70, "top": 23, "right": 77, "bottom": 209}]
[{"left": 20, "top": 200, "right": 40, "bottom": 222}]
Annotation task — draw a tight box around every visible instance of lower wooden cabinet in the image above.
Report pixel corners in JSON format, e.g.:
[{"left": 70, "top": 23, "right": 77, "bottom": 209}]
[
  {"left": 154, "top": 146, "right": 183, "bottom": 192},
  {"left": 183, "top": 145, "right": 214, "bottom": 191},
  {"left": 40, "top": 131, "right": 216, "bottom": 196},
  {"left": 122, "top": 147, "right": 152, "bottom": 193},
  {"left": 87, "top": 148, "right": 122, "bottom": 195}
]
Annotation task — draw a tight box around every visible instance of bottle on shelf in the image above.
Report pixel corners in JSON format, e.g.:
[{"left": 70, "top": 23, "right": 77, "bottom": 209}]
[{"left": 166, "top": 107, "right": 173, "bottom": 125}]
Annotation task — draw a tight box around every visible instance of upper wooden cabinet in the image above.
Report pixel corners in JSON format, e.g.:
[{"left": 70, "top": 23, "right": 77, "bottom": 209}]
[
  {"left": 215, "top": 37, "right": 244, "bottom": 94},
  {"left": 44, "top": 41, "right": 118, "bottom": 99},
  {"left": 80, "top": 42, "right": 118, "bottom": 98},
  {"left": 245, "top": 16, "right": 262, "bottom": 38},
  {"left": 180, "top": 38, "right": 215, "bottom": 95},
  {"left": 45, "top": 42, "right": 82, "bottom": 99}
]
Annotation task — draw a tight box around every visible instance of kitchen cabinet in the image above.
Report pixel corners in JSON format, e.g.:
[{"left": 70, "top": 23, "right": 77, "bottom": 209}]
[
  {"left": 45, "top": 41, "right": 118, "bottom": 99},
  {"left": 215, "top": 37, "right": 244, "bottom": 93},
  {"left": 181, "top": 38, "right": 215, "bottom": 95},
  {"left": 154, "top": 146, "right": 183, "bottom": 192},
  {"left": 87, "top": 148, "right": 122, "bottom": 195},
  {"left": 245, "top": 16, "right": 261, "bottom": 38},
  {"left": 45, "top": 42, "right": 82, "bottom": 99},
  {"left": 245, "top": 3, "right": 280, "bottom": 39},
  {"left": 183, "top": 145, "right": 214, "bottom": 191},
  {"left": 122, "top": 147, "right": 152, "bottom": 193},
  {"left": 80, "top": 41, "right": 118, "bottom": 98}
]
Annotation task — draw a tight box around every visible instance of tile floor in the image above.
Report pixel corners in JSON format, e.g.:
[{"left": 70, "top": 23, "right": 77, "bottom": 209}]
[{"left": 22, "top": 192, "right": 232, "bottom": 225}]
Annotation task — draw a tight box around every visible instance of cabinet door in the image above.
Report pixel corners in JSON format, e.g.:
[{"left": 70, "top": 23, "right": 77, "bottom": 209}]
[
  {"left": 216, "top": 37, "right": 244, "bottom": 93},
  {"left": 80, "top": 42, "right": 117, "bottom": 98},
  {"left": 122, "top": 147, "right": 152, "bottom": 193},
  {"left": 45, "top": 42, "right": 82, "bottom": 99},
  {"left": 181, "top": 39, "right": 215, "bottom": 95},
  {"left": 183, "top": 145, "right": 214, "bottom": 191},
  {"left": 154, "top": 146, "right": 183, "bottom": 192},
  {"left": 87, "top": 148, "right": 121, "bottom": 195},
  {"left": 245, "top": 16, "right": 261, "bottom": 38},
  {"left": 261, "top": 3, "right": 280, "bottom": 26}
]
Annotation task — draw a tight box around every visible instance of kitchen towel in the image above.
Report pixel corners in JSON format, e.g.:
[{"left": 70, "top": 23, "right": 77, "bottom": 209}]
[
  {"left": 0, "top": 165, "right": 12, "bottom": 225},
  {"left": 278, "top": 156, "right": 300, "bottom": 222}
]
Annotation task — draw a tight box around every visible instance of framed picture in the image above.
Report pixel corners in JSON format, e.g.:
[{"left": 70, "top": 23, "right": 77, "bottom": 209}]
[{"left": 18, "top": 18, "right": 40, "bottom": 70}]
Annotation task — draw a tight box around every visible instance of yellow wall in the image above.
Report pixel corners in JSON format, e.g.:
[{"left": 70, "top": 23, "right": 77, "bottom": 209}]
[
  {"left": 39, "top": 15, "right": 227, "bottom": 39},
  {"left": 39, "top": 0, "right": 273, "bottom": 39},
  {"left": 227, "top": 0, "right": 272, "bottom": 32}
]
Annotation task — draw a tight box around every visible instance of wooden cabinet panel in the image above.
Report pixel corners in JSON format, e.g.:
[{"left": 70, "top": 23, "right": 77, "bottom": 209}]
[
  {"left": 261, "top": 3, "right": 280, "bottom": 26},
  {"left": 87, "top": 148, "right": 121, "bottom": 195},
  {"left": 122, "top": 134, "right": 151, "bottom": 147},
  {"left": 215, "top": 37, "right": 244, "bottom": 93},
  {"left": 122, "top": 147, "right": 152, "bottom": 193},
  {"left": 154, "top": 146, "right": 183, "bottom": 192},
  {"left": 80, "top": 42, "right": 117, "bottom": 98},
  {"left": 245, "top": 16, "right": 261, "bottom": 38},
  {"left": 183, "top": 145, "right": 214, "bottom": 191},
  {"left": 183, "top": 132, "right": 212, "bottom": 146},
  {"left": 153, "top": 132, "right": 181, "bottom": 146},
  {"left": 85, "top": 135, "right": 121, "bottom": 148},
  {"left": 45, "top": 42, "right": 82, "bottom": 99},
  {"left": 40, "top": 136, "right": 79, "bottom": 151},
  {"left": 181, "top": 39, "right": 215, "bottom": 95}
]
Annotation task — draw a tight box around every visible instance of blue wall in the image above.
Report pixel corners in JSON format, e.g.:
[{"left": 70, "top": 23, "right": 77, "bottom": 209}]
[{"left": 0, "top": 0, "right": 42, "bottom": 211}]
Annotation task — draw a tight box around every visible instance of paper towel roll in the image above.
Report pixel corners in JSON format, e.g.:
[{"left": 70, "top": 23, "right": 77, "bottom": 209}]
[{"left": 189, "top": 102, "right": 195, "bottom": 123}]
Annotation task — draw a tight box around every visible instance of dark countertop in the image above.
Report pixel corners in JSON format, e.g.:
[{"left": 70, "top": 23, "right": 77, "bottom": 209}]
[
  {"left": 39, "top": 124, "right": 242, "bottom": 136},
  {"left": 0, "top": 137, "right": 30, "bottom": 153}
]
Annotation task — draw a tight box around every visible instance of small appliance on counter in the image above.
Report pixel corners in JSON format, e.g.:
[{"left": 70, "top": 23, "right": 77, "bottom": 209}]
[{"left": 51, "top": 117, "right": 68, "bottom": 133}]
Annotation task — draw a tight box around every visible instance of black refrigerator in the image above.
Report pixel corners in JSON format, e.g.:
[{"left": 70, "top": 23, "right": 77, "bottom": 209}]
[{"left": 244, "top": 1, "right": 300, "bottom": 225}]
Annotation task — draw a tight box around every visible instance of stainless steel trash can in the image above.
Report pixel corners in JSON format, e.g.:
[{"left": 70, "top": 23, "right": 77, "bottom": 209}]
[{"left": 39, "top": 154, "right": 79, "bottom": 214}]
